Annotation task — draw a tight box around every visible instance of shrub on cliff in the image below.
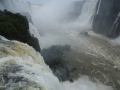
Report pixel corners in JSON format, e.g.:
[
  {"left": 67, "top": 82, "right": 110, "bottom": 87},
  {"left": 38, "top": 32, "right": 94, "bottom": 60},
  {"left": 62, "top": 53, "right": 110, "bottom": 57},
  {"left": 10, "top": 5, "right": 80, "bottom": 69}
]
[
  {"left": 0, "top": 10, "right": 29, "bottom": 43},
  {"left": 0, "top": 10, "right": 40, "bottom": 52}
]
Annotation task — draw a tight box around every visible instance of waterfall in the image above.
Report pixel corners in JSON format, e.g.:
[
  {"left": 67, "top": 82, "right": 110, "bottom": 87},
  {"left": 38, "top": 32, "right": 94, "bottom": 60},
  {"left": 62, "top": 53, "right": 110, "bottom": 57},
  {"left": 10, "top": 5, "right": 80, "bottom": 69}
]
[
  {"left": 101, "top": 0, "right": 113, "bottom": 32},
  {"left": 96, "top": 0, "right": 101, "bottom": 14},
  {"left": 25, "top": 0, "right": 97, "bottom": 49},
  {"left": 0, "top": 0, "right": 31, "bottom": 14},
  {"left": 0, "top": 0, "right": 116, "bottom": 90},
  {"left": 0, "top": 39, "right": 113, "bottom": 90},
  {"left": 77, "top": 1, "right": 97, "bottom": 26},
  {"left": 0, "top": 0, "right": 97, "bottom": 34},
  {"left": 0, "top": 39, "right": 63, "bottom": 90},
  {"left": 29, "top": 23, "right": 41, "bottom": 46},
  {"left": 109, "top": 12, "right": 120, "bottom": 36}
]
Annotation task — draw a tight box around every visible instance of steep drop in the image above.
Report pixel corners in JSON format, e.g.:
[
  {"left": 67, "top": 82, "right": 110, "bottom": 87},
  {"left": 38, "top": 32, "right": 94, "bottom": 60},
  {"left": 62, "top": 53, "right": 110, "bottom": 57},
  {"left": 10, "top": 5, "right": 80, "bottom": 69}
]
[{"left": 0, "top": 39, "right": 113, "bottom": 90}]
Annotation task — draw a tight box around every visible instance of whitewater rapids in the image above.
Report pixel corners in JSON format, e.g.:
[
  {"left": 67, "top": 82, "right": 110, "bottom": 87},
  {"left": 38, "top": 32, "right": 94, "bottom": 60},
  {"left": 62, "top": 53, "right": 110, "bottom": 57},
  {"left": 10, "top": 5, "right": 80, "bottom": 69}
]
[
  {"left": 0, "top": 0, "right": 118, "bottom": 90},
  {"left": 0, "top": 38, "right": 113, "bottom": 90}
]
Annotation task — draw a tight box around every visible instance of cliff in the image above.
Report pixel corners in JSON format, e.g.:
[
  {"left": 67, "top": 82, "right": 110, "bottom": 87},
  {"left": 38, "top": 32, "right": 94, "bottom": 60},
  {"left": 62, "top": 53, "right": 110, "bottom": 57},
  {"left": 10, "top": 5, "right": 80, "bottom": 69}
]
[
  {"left": 92, "top": 0, "right": 120, "bottom": 38},
  {"left": 0, "top": 10, "right": 40, "bottom": 52}
]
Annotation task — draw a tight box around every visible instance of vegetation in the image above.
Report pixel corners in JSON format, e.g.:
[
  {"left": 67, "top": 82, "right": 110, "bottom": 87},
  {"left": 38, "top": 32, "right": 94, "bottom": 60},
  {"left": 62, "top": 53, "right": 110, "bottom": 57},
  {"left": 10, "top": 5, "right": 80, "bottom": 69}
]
[{"left": 0, "top": 10, "right": 40, "bottom": 52}]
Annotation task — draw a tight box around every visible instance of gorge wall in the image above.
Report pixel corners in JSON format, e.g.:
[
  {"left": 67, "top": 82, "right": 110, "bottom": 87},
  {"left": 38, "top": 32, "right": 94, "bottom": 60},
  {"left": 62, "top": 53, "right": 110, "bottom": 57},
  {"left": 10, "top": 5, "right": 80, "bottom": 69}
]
[{"left": 92, "top": 0, "right": 120, "bottom": 38}]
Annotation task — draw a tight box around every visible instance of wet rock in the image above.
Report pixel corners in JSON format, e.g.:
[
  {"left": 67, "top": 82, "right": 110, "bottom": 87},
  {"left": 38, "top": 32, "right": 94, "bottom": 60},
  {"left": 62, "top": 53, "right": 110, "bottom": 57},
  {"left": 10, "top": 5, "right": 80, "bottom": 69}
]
[
  {"left": 69, "top": 79, "right": 74, "bottom": 82},
  {"left": 92, "top": 0, "right": 120, "bottom": 38},
  {"left": 71, "top": 68, "right": 77, "bottom": 72}
]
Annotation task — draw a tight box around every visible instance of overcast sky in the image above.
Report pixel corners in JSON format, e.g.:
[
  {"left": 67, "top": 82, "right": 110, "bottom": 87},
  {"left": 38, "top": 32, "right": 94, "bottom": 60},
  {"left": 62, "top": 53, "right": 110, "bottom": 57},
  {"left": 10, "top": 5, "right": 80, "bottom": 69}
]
[
  {"left": 20, "top": 0, "right": 81, "bottom": 4},
  {"left": 20, "top": 0, "right": 96, "bottom": 4},
  {"left": 20, "top": 0, "right": 52, "bottom": 4}
]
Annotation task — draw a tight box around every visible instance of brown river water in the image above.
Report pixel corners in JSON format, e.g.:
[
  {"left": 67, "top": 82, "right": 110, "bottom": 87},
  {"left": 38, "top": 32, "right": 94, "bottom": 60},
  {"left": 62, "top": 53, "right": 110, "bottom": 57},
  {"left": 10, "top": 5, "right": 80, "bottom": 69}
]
[{"left": 64, "top": 31, "right": 120, "bottom": 90}]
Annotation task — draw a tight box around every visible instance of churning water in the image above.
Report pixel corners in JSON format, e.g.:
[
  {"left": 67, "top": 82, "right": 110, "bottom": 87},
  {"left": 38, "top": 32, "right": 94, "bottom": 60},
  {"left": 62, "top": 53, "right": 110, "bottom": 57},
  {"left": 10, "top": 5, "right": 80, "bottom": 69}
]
[
  {"left": 0, "top": 36, "right": 113, "bottom": 90},
  {"left": 0, "top": 0, "right": 120, "bottom": 90}
]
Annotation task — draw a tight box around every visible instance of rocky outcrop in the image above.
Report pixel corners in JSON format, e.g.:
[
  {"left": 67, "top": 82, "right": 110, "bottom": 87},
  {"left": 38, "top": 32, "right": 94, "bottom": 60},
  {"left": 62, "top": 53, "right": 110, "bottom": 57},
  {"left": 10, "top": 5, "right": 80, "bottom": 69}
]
[
  {"left": 92, "top": 0, "right": 120, "bottom": 38},
  {"left": 0, "top": 10, "right": 40, "bottom": 52},
  {"left": 41, "top": 45, "right": 71, "bottom": 81}
]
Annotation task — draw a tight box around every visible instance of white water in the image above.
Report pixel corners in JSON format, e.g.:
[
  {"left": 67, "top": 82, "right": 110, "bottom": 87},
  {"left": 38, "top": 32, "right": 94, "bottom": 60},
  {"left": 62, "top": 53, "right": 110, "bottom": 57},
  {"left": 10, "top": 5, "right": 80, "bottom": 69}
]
[
  {"left": 0, "top": 0, "right": 115, "bottom": 90},
  {"left": 109, "top": 12, "right": 120, "bottom": 35},
  {"left": 29, "top": 23, "right": 41, "bottom": 46},
  {"left": 77, "top": 1, "right": 97, "bottom": 25},
  {"left": 0, "top": 0, "right": 31, "bottom": 13},
  {"left": 96, "top": 0, "right": 101, "bottom": 14},
  {"left": 0, "top": 0, "right": 97, "bottom": 48},
  {"left": 0, "top": 39, "right": 113, "bottom": 90},
  {"left": 31, "top": 0, "right": 97, "bottom": 49}
]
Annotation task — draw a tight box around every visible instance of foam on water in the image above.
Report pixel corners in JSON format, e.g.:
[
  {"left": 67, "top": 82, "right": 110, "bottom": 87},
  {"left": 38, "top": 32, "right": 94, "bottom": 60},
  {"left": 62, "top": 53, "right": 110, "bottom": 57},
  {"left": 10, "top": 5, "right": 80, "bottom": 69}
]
[
  {"left": 63, "top": 76, "right": 113, "bottom": 90},
  {"left": 0, "top": 0, "right": 116, "bottom": 89},
  {"left": 0, "top": 40, "right": 113, "bottom": 90}
]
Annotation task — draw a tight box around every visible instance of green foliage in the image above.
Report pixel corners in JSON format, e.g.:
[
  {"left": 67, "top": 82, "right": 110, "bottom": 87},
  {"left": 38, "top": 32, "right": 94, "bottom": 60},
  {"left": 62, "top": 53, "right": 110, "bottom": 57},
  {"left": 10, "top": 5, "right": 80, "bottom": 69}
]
[
  {"left": 0, "top": 13, "right": 6, "bottom": 21},
  {"left": 0, "top": 10, "right": 31, "bottom": 44},
  {"left": 0, "top": 9, "right": 40, "bottom": 52}
]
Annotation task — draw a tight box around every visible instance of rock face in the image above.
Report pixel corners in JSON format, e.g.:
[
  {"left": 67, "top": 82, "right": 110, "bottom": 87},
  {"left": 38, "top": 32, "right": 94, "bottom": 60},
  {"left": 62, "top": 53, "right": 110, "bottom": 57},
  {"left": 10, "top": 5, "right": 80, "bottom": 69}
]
[
  {"left": 41, "top": 45, "right": 71, "bottom": 81},
  {"left": 0, "top": 10, "right": 40, "bottom": 52},
  {"left": 92, "top": 0, "right": 120, "bottom": 38}
]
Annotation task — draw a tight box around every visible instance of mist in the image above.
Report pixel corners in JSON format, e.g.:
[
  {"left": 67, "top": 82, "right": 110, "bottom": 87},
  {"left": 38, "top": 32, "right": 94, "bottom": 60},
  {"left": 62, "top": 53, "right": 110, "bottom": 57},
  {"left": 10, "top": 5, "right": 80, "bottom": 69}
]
[
  {"left": 30, "top": 1, "right": 114, "bottom": 89},
  {"left": 0, "top": 0, "right": 118, "bottom": 90},
  {"left": 63, "top": 76, "right": 113, "bottom": 90},
  {"left": 0, "top": 0, "right": 97, "bottom": 48},
  {"left": 31, "top": 0, "right": 97, "bottom": 49}
]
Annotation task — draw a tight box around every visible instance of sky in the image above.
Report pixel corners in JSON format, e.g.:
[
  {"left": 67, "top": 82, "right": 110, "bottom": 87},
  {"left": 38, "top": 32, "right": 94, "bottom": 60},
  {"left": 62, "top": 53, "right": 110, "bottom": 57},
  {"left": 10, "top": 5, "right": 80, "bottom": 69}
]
[
  {"left": 20, "top": 0, "right": 95, "bottom": 4},
  {"left": 20, "top": 0, "right": 52, "bottom": 4},
  {"left": 20, "top": 0, "right": 97, "bottom": 5}
]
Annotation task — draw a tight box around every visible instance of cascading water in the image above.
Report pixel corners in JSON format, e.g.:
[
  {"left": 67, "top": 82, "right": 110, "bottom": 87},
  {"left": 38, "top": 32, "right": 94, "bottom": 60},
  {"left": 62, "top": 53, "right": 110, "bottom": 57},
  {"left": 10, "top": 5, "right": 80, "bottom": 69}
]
[
  {"left": 31, "top": 0, "right": 98, "bottom": 49},
  {"left": 0, "top": 39, "right": 63, "bottom": 90},
  {"left": 0, "top": 0, "right": 120, "bottom": 90},
  {"left": 0, "top": 0, "right": 31, "bottom": 13},
  {"left": 93, "top": 0, "right": 120, "bottom": 37},
  {"left": 109, "top": 12, "right": 120, "bottom": 36},
  {"left": 0, "top": 38, "right": 113, "bottom": 90},
  {"left": 96, "top": 0, "right": 101, "bottom": 14},
  {"left": 29, "top": 23, "right": 41, "bottom": 47},
  {"left": 0, "top": 0, "right": 97, "bottom": 38},
  {"left": 77, "top": 1, "right": 97, "bottom": 26}
]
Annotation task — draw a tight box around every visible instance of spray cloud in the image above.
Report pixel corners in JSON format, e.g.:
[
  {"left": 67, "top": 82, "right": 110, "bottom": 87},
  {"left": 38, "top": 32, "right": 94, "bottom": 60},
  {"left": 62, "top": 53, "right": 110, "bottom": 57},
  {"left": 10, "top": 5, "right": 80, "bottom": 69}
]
[{"left": 31, "top": 0, "right": 97, "bottom": 49}]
